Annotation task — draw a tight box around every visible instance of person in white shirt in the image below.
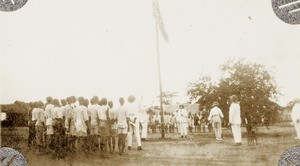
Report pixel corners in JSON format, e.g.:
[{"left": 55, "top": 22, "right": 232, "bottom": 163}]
[
  {"left": 32, "top": 101, "right": 45, "bottom": 151},
  {"left": 44, "top": 96, "right": 54, "bottom": 151},
  {"left": 169, "top": 114, "right": 176, "bottom": 133},
  {"left": 74, "top": 97, "right": 89, "bottom": 154},
  {"left": 51, "top": 98, "right": 66, "bottom": 158},
  {"left": 163, "top": 113, "right": 170, "bottom": 134},
  {"left": 229, "top": 95, "right": 242, "bottom": 146},
  {"left": 208, "top": 101, "right": 224, "bottom": 140},
  {"left": 60, "top": 99, "right": 67, "bottom": 118},
  {"left": 154, "top": 113, "right": 161, "bottom": 133},
  {"left": 65, "top": 97, "right": 76, "bottom": 153},
  {"left": 126, "top": 95, "right": 142, "bottom": 150},
  {"left": 174, "top": 110, "right": 181, "bottom": 134},
  {"left": 291, "top": 101, "right": 300, "bottom": 139},
  {"left": 139, "top": 105, "right": 149, "bottom": 141},
  {"left": 97, "top": 97, "right": 110, "bottom": 157},
  {"left": 178, "top": 105, "right": 188, "bottom": 138},
  {"left": 116, "top": 97, "right": 128, "bottom": 155},
  {"left": 87, "top": 97, "right": 100, "bottom": 152},
  {"left": 188, "top": 115, "right": 194, "bottom": 133},
  {"left": 108, "top": 101, "right": 117, "bottom": 154}
]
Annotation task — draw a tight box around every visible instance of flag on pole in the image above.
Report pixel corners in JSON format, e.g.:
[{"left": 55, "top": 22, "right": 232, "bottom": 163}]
[{"left": 152, "top": 0, "right": 169, "bottom": 42}]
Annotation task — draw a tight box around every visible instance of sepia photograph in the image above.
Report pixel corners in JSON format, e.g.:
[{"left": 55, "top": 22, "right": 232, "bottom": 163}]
[{"left": 1, "top": 0, "right": 300, "bottom": 165}]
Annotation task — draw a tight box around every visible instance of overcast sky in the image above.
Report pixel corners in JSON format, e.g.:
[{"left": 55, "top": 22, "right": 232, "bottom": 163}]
[{"left": 1, "top": 0, "right": 300, "bottom": 106}]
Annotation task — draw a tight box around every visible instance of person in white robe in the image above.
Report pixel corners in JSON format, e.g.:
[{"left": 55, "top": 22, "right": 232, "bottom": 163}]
[
  {"left": 229, "top": 95, "right": 242, "bottom": 146},
  {"left": 291, "top": 101, "right": 300, "bottom": 139}
]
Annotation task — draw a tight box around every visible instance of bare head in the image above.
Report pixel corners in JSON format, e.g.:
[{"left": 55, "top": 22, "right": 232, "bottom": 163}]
[
  {"left": 84, "top": 99, "right": 89, "bottom": 107},
  {"left": 179, "top": 105, "right": 184, "bottom": 109},
  {"left": 78, "top": 96, "right": 85, "bottom": 105},
  {"left": 119, "top": 97, "right": 125, "bottom": 105},
  {"left": 52, "top": 99, "right": 60, "bottom": 107},
  {"left": 71, "top": 96, "right": 77, "bottom": 103},
  {"left": 61, "top": 99, "right": 67, "bottom": 106},
  {"left": 92, "top": 96, "right": 99, "bottom": 103},
  {"left": 230, "top": 95, "right": 238, "bottom": 103},
  {"left": 46, "top": 96, "right": 53, "bottom": 103},
  {"left": 101, "top": 97, "right": 107, "bottom": 105},
  {"left": 108, "top": 101, "right": 113, "bottom": 108},
  {"left": 66, "top": 97, "right": 73, "bottom": 104},
  {"left": 128, "top": 95, "right": 136, "bottom": 103},
  {"left": 38, "top": 101, "right": 44, "bottom": 108}
]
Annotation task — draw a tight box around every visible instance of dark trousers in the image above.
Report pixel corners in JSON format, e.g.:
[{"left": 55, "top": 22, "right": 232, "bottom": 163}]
[
  {"left": 53, "top": 119, "right": 66, "bottom": 158},
  {"left": 28, "top": 123, "right": 36, "bottom": 147}
]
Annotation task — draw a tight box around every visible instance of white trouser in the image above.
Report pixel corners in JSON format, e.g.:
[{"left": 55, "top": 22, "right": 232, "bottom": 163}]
[
  {"left": 293, "top": 121, "right": 300, "bottom": 138},
  {"left": 180, "top": 122, "right": 188, "bottom": 136},
  {"left": 231, "top": 124, "right": 242, "bottom": 143},
  {"left": 127, "top": 121, "right": 141, "bottom": 147},
  {"left": 213, "top": 121, "right": 222, "bottom": 139},
  {"left": 177, "top": 121, "right": 181, "bottom": 134},
  {"left": 140, "top": 121, "right": 148, "bottom": 139}
]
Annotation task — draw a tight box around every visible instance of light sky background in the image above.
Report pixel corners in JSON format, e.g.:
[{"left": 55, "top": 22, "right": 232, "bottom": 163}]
[{"left": 1, "top": 0, "right": 300, "bottom": 107}]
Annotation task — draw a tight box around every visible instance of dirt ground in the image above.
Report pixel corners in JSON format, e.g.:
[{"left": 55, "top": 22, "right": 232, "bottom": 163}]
[{"left": 2, "top": 123, "right": 300, "bottom": 166}]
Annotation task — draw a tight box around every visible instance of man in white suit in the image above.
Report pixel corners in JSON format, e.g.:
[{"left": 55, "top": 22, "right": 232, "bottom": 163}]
[
  {"left": 229, "top": 95, "right": 242, "bottom": 146},
  {"left": 291, "top": 101, "right": 300, "bottom": 139}
]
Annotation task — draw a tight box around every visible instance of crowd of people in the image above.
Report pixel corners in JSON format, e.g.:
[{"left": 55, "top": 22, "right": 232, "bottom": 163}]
[
  {"left": 28, "top": 95, "right": 146, "bottom": 158},
  {"left": 27, "top": 94, "right": 243, "bottom": 159}
]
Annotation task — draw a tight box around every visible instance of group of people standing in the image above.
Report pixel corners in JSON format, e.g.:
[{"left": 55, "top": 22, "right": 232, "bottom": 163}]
[
  {"left": 148, "top": 105, "right": 189, "bottom": 138},
  {"left": 146, "top": 94, "right": 242, "bottom": 146},
  {"left": 207, "top": 95, "right": 242, "bottom": 145},
  {"left": 28, "top": 95, "right": 145, "bottom": 158},
  {"left": 28, "top": 94, "right": 244, "bottom": 159}
]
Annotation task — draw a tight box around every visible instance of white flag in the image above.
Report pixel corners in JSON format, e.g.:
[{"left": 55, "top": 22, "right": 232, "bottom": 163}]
[{"left": 152, "top": 0, "right": 169, "bottom": 42}]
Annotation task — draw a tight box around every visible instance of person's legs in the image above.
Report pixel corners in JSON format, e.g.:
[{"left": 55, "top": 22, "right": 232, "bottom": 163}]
[
  {"left": 35, "top": 126, "right": 44, "bottom": 151},
  {"left": 112, "top": 135, "right": 116, "bottom": 152},
  {"left": 231, "top": 124, "right": 237, "bottom": 143},
  {"left": 99, "top": 125, "right": 105, "bottom": 156},
  {"left": 135, "top": 122, "right": 142, "bottom": 148},
  {"left": 215, "top": 122, "right": 222, "bottom": 139},
  {"left": 108, "top": 134, "right": 112, "bottom": 153},
  {"left": 231, "top": 124, "right": 242, "bottom": 144},
  {"left": 141, "top": 122, "right": 147, "bottom": 139},
  {"left": 236, "top": 125, "right": 241, "bottom": 143},
  {"left": 118, "top": 134, "right": 121, "bottom": 153},
  {"left": 178, "top": 122, "right": 182, "bottom": 135},
  {"left": 90, "top": 126, "right": 97, "bottom": 151},
  {"left": 219, "top": 122, "right": 222, "bottom": 139},
  {"left": 213, "top": 122, "right": 218, "bottom": 139},
  {"left": 184, "top": 123, "right": 188, "bottom": 136},
  {"left": 180, "top": 122, "right": 185, "bottom": 137},
  {"left": 127, "top": 125, "right": 133, "bottom": 149},
  {"left": 122, "top": 133, "right": 127, "bottom": 153},
  {"left": 294, "top": 122, "right": 300, "bottom": 138}
]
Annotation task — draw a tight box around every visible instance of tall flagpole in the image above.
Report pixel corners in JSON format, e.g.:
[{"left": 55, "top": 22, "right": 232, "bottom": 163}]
[{"left": 156, "top": 21, "right": 165, "bottom": 139}]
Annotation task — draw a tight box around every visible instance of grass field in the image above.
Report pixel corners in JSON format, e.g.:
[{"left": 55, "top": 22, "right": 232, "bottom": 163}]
[{"left": 1, "top": 123, "right": 299, "bottom": 166}]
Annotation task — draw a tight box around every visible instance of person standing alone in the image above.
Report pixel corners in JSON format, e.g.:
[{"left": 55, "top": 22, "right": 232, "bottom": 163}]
[
  {"left": 126, "top": 95, "right": 142, "bottom": 150},
  {"left": 116, "top": 97, "right": 129, "bottom": 155},
  {"left": 208, "top": 101, "right": 224, "bottom": 140},
  {"left": 291, "top": 101, "right": 300, "bottom": 139},
  {"left": 229, "top": 95, "right": 242, "bottom": 146},
  {"left": 178, "top": 105, "right": 188, "bottom": 138}
]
